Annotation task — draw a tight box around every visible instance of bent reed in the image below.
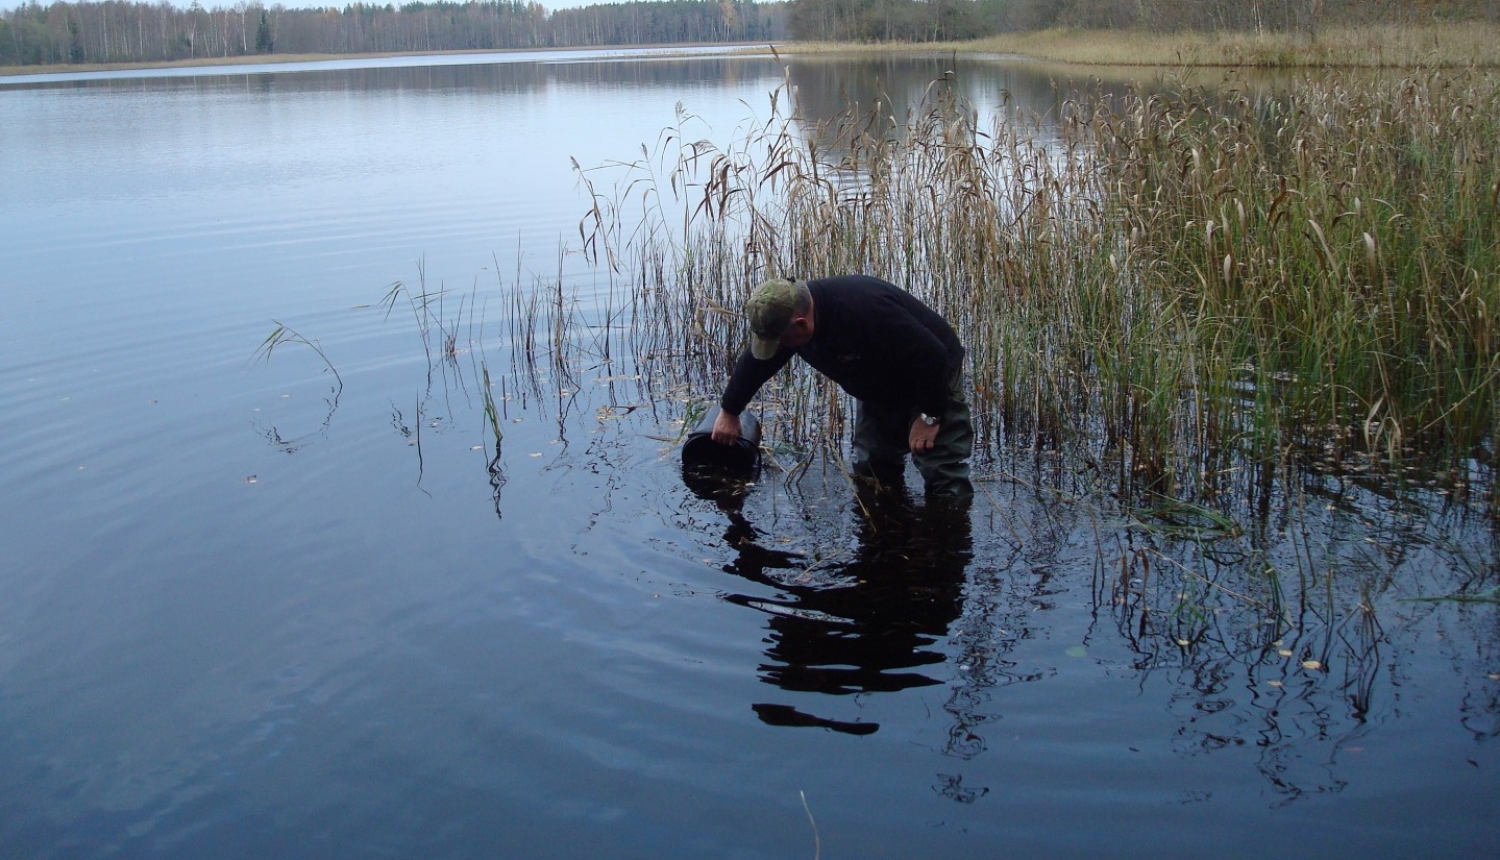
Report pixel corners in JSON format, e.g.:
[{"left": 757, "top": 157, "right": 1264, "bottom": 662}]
[{"left": 582, "top": 63, "right": 1498, "bottom": 509}]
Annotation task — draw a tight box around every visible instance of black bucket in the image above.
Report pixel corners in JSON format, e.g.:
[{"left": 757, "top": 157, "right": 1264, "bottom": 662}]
[{"left": 681, "top": 406, "right": 761, "bottom": 474}]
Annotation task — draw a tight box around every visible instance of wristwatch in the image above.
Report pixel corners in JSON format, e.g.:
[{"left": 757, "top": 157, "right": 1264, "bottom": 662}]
[{"left": 919, "top": 413, "right": 939, "bottom": 426}]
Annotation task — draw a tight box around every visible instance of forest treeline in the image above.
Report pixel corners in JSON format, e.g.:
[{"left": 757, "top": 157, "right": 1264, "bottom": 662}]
[
  {"left": 0, "top": 1, "right": 785, "bottom": 66},
  {"left": 2, "top": 0, "right": 1495, "bottom": 68}
]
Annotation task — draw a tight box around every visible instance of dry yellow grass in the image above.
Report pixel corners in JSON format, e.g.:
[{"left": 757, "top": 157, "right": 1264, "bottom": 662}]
[{"left": 783, "top": 23, "right": 1500, "bottom": 68}]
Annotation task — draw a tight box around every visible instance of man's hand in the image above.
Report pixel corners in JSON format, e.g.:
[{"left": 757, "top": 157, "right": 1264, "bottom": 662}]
[
  {"left": 909, "top": 416, "right": 940, "bottom": 454},
  {"left": 711, "top": 409, "right": 743, "bottom": 445}
]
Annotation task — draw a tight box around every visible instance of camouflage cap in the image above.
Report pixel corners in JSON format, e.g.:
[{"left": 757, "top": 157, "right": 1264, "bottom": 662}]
[{"left": 743, "top": 278, "right": 799, "bottom": 360}]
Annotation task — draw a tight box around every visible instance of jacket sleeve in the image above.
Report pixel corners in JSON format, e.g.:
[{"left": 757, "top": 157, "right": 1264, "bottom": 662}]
[{"left": 720, "top": 348, "right": 794, "bottom": 415}]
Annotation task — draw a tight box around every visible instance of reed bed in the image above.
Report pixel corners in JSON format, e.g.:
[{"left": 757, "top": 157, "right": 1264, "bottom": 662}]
[
  {"left": 581, "top": 64, "right": 1498, "bottom": 510},
  {"left": 949, "top": 23, "right": 1500, "bottom": 69}
]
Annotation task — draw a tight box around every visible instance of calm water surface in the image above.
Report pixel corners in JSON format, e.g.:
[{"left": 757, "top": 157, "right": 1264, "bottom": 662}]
[{"left": 1, "top": 49, "right": 1497, "bottom": 859}]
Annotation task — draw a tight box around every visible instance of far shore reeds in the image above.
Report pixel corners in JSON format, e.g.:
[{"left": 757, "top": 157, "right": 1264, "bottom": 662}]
[{"left": 788, "top": 22, "right": 1500, "bottom": 69}]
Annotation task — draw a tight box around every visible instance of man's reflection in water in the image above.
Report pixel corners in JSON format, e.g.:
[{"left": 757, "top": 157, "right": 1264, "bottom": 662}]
[{"left": 684, "top": 467, "right": 972, "bottom": 735}]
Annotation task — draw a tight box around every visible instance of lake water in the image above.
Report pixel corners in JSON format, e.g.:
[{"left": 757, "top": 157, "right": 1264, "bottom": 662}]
[{"left": 2, "top": 48, "right": 1497, "bottom": 859}]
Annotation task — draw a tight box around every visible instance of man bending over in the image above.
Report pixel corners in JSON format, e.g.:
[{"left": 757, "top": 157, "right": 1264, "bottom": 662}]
[{"left": 711, "top": 275, "right": 973, "bottom": 498}]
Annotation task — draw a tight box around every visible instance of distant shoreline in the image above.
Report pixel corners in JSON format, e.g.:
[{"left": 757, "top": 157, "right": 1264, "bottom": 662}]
[
  {"left": 5, "top": 23, "right": 1497, "bottom": 79},
  {"left": 0, "top": 43, "right": 772, "bottom": 79}
]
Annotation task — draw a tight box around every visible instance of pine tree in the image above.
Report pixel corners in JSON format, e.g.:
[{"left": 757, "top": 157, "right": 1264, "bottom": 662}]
[{"left": 255, "top": 10, "right": 274, "bottom": 54}]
